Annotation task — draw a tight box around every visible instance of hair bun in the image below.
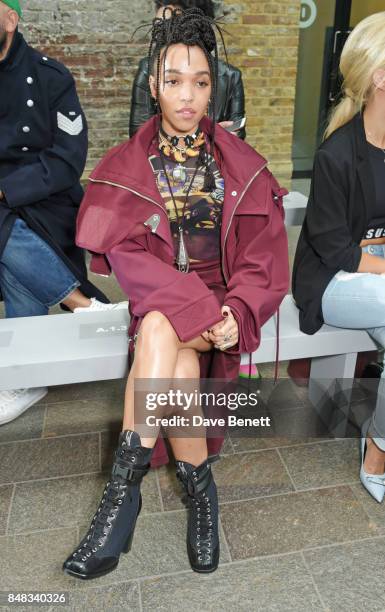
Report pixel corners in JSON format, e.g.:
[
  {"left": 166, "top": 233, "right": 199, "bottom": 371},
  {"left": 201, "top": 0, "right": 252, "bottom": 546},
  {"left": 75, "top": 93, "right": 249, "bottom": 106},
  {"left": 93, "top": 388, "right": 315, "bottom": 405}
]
[{"left": 153, "top": 8, "right": 217, "bottom": 54}]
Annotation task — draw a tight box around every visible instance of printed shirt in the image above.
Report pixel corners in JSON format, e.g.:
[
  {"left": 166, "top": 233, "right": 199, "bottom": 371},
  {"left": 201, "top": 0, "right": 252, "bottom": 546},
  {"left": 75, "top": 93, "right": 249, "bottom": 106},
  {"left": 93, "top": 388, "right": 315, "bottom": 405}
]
[
  {"left": 149, "top": 149, "right": 225, "bottom": 266},
  {"left": 363, "top": 141, "right": 385, "bottom": 240}
]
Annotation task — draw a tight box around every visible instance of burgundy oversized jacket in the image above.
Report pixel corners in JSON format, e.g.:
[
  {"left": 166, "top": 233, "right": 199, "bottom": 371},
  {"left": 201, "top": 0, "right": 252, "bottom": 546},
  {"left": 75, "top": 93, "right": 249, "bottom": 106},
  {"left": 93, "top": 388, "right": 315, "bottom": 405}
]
[{"left": 76, "top": 116, "right": 289, "bottom": 466}]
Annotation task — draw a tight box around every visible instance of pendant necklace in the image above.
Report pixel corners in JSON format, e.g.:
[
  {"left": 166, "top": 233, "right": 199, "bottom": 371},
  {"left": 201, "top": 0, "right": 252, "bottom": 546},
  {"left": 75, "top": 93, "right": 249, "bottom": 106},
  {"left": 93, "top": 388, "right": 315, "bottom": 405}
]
[{"left": 159, "top": 149, "right": 201, "bottom": 273}]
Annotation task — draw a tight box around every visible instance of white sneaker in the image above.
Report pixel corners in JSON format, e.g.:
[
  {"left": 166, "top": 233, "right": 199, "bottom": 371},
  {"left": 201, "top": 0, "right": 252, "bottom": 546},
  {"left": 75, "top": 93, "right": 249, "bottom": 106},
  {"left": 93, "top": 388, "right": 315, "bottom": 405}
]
[
  {"left": 0, "top": 387, "right": 48, "bottom": 426},
  {"left": 73, "top": 298, "right": 128, "bottom": 313}
]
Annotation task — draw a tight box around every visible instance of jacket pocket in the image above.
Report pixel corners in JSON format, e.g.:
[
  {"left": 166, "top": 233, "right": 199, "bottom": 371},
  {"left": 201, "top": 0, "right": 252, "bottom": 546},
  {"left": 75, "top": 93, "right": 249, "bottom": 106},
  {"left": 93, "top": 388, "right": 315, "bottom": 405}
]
[
  {"left": 234, "top": 185, "right": 269, "bottom": 216},
  {"left": 233, "top": 169, "right": 285, "bottom": 216}
]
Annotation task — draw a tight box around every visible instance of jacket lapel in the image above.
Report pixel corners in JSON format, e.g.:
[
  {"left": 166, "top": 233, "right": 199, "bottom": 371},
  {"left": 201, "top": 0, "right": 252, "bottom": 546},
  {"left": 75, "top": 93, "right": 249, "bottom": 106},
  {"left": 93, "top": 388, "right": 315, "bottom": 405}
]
[
  {"left": 206, "top": 117, "right": 268, "bottom": 246},
  {"left": 354, "top": 113, "right": 374, "bottom": 229},
  {"left": 90, "top": 116, "right": 268, "bottom": 256}
]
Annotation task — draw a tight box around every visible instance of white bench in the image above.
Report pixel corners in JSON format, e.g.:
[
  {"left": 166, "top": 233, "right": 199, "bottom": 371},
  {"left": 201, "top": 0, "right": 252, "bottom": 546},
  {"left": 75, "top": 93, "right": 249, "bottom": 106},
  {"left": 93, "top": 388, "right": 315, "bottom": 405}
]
[
  {"left": 0, "top": 191, "right": 376, "bottom": 433},
  {"left": 282, "top": 191, "right": 308, "bottom": 226},
  {"left": 0, "top": 296, "right": 377, "bottom": 434},
  {"left": 1, "top": 293, "right": 377, "bottom": 387},
  {"left": 243, "top": 295, "right": 377, "bottom": 433}
]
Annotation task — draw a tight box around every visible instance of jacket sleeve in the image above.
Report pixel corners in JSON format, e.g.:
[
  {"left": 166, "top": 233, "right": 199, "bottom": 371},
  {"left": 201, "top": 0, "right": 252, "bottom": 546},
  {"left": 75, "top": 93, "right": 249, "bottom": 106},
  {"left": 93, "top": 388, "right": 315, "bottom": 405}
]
[
  {"left": 303, "top": 148, "right": 362, "bottom": 273},
  {"left": 107, "top": 238, "right": 223, "bottom": 342},
  {"left": 228, "top": 68, "right": 246, "bottom": 141},
  {"left": 0, "top": 71, "right": 87, "bottom": 208},
  {"left": 224, "top": 177, "right": 290, "bottom": 355},
  {"left": 129, "top": 59, "right": 156, "bottom": 138}
]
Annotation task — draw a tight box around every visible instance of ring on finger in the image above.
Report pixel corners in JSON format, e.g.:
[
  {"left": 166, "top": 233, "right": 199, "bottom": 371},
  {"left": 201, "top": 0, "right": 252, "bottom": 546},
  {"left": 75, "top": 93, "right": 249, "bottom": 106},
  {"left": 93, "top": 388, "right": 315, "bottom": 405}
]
[{"left": 218, "top": 342, "right": 232, "bottom": 350}]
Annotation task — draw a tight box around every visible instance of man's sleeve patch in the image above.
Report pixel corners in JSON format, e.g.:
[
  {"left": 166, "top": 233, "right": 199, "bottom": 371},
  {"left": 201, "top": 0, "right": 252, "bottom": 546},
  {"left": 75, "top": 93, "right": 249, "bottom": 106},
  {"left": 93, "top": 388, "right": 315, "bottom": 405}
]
[{"left": 57, "top": 111, "right": 84, "bottom": 136}]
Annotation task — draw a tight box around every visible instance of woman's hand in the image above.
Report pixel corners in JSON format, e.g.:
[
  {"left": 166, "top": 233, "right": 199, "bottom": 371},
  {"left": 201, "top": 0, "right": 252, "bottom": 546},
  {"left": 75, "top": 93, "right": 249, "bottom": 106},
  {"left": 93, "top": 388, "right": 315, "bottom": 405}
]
[
  {"left": 201, "top": 330, "right": 212, "bottom": 343},
  {"left": 218, "top": 121, "right": 242, "bottom": 137},
  {"left": 207, "top": 305, "right": 239, "bottom": 351},
  {"left": 360, "top": 237, "right": 385, "bottom": 247}
]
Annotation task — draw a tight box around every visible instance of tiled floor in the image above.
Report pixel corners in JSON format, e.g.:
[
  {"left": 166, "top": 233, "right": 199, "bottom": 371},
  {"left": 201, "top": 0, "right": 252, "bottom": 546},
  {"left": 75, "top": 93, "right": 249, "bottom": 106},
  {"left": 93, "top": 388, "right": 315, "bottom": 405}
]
[{"left": 0, "top": 374, "right": 382, "bottom": 612}]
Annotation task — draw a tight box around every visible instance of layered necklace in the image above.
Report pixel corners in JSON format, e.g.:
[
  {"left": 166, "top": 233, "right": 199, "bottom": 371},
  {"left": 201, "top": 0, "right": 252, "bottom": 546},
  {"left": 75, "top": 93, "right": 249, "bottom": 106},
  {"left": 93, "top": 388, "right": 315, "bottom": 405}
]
[
  {"left": 158, "top": 128, "right": 205, "bottom": 273},
  {"left": 159, "top": 125, "right": 205, "bottom": 163}
]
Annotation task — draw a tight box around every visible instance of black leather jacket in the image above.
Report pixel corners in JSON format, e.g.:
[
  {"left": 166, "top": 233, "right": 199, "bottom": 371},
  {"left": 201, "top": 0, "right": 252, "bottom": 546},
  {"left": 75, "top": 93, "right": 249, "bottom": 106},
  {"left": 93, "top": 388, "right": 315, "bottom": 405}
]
[{"left": 129, "top": 57, "right": 246, "bottom": 140}]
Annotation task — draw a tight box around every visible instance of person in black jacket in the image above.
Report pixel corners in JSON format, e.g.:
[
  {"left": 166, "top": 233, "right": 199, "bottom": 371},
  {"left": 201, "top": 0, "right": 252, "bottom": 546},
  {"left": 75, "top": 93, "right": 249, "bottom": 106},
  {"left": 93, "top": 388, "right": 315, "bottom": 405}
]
[
  {"left": 292, "top": 12, "right": 385, "bottom": 503},
  {"left": 0, "top": 1, "right": 126, "bottom": 425},
  {"left": 129, "top": 0, "right": 246, "bottom": 140}
]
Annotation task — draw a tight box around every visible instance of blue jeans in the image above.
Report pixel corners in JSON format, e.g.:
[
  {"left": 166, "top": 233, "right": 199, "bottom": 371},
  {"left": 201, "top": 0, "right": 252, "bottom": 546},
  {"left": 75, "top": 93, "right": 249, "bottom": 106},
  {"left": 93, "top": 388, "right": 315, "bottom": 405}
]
[
  {"left": 0, "top": 219, "right": 80, "bottom": 318},
  {"left": 322, "top": 244, "right": 385, "bottom": 448}
]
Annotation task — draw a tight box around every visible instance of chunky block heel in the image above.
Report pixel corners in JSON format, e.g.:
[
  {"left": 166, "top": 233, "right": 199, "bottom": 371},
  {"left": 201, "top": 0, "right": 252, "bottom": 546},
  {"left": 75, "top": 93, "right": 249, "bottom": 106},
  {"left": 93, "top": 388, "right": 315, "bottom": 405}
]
[
  {"left": 63, "top": 431, "right": 151, "bottom": 580},
  {"left": 123, "top": 495, "right": 142, "bottom": 553}
]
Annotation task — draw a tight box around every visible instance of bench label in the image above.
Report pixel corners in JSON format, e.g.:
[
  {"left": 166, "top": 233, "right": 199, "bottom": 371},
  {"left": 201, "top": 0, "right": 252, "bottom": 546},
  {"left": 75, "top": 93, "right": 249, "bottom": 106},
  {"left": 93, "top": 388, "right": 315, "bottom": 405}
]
[{"left": 79, "top": 323, "right": 128, "bottom": 340}]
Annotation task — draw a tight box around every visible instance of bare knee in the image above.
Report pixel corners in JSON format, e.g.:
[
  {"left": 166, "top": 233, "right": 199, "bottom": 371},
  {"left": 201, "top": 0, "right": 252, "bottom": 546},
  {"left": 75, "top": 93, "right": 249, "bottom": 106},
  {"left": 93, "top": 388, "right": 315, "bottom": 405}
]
[
  {"left": 137, "top": 311, "right": 177, "bottom": 347},
  {"left": 173, "top": 348, "right": 200, "bottom": 379}
]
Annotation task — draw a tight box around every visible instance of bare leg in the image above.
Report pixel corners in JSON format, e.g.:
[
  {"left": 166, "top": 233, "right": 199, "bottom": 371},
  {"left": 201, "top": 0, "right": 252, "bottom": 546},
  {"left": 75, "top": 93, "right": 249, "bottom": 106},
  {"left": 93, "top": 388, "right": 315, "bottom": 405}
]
[
  {"left": 123, "top": 311, "right": 212, "bottom": 455},
  {"left": 166, "top": 348, "right": 208, "bottom": 466},
  {"left": 62, "top": 289, "right": 91, "bottom": 311}
]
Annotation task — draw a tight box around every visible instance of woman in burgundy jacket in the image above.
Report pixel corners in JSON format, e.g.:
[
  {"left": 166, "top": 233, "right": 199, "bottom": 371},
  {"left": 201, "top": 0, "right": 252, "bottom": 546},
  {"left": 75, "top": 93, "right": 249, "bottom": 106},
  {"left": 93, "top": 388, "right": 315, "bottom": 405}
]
[{"left": 63, "top": 8, "right": 289, "bottom": 580}]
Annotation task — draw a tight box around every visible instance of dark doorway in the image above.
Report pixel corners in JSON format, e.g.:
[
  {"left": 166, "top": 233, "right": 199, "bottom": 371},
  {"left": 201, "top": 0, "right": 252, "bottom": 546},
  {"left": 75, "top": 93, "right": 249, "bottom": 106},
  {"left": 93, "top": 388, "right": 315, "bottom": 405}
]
[{"left": 292, "top": 0, "right": 352, "bottom": 177}]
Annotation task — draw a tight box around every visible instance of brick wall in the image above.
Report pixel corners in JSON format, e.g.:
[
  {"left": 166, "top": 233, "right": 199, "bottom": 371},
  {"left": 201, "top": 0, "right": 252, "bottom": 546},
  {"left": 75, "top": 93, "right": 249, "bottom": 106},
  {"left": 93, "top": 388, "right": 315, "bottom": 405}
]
[
  {"left": 222, "top": 0, "right": 301, "bottom": 184},
  {"left": 21, "top": 0, "right": 300, "bottom": 185}
]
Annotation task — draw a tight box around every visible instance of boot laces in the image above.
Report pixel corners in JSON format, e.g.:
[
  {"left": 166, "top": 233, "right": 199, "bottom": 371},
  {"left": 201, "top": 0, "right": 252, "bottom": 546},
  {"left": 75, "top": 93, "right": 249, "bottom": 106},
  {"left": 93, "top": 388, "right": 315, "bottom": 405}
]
[
  {"left": 189, "top": 491, "right": 213, "bottom": 562},
  {"left": 74, "top": 444, "right": 145, "bottom": 560},
  {"left": 72, "top": 479, "right": 128, "bottom": 561},
  {"left": 72, "top": 441, "right": 144, "bottom": 562}
]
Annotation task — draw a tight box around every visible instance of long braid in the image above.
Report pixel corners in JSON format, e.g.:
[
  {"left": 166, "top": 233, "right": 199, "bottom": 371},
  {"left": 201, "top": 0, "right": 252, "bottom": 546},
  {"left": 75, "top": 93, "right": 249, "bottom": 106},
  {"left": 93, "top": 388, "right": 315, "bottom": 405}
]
[
  {"left": 200, "top": 43, "right": 218, "bottom": 191},
  {"left": 145, "top": 7, "right": 227, "bottom": 191}
]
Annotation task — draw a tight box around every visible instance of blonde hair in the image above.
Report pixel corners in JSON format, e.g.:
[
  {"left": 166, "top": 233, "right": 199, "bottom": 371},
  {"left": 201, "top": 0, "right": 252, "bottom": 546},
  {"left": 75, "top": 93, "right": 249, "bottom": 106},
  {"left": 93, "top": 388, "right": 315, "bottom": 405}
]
[{"left": 324, "top": 12, "right": 385, "bottom": 139}]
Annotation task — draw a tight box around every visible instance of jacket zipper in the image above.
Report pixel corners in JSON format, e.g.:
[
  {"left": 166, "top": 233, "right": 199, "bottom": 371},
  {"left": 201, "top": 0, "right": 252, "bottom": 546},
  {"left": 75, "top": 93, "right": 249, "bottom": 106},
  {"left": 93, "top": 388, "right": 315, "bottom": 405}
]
[
  {"left": 221, "top": 162, "right": 268, "bottom": 283},
  {"left": 90, "top": 165, "right": 268, "bottom": 284},
  {"left": 88, "top": 177, "right": 168, "bottom": 221}
]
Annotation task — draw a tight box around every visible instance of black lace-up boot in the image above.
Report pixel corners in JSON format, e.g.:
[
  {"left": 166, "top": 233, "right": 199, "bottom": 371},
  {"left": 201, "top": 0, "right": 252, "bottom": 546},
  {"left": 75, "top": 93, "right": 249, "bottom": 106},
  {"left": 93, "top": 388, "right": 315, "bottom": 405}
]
[
  {"left": 176, "top": 459, "right": 219, "bottom": 573},
  {"left": 63, "top": 430, "right": 152, "bottom": 580}
]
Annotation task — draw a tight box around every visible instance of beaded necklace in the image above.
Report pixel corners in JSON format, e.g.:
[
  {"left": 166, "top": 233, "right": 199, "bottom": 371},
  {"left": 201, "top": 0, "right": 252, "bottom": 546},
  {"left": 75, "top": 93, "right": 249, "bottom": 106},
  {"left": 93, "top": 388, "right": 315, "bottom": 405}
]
[{"left": 159, "top": 126, "right": 205, "bottom": 163}]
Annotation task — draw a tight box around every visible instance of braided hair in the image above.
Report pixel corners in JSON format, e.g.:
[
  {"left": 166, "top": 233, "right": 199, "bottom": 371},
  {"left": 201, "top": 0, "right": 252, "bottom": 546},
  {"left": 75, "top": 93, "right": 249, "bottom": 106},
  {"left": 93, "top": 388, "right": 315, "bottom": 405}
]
[
  {"left": 154, "top": 1, "right": 216, "bottom": 19},
  {"left": 147, "top": 7, "right": 227, "bottom": 191}
]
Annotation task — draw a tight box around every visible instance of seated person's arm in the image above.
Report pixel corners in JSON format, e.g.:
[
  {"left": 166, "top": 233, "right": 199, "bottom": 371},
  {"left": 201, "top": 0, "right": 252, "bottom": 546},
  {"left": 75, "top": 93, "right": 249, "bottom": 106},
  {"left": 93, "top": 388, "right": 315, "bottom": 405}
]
[
  {"left": 308, "top": 149, "right": 385, "bottom": 276},
  {"left": 357, "top": 251, "right": 385, "bottom": 274},
  {"left": 129, "top": 59, "right": 155, "bottom": 138},
  {"left": 0, "top": 71, "right": 87, "bottom": 208},
  {"left": 227, "top": 67, "right": 246, "bottom": 140},
  {"left": 222, "top": 174, "right": 289, "bottom": 354},
  {"left": 304, "top": 149, "right": 362, "bottom": 273},
  {"left": 106, "top": 237, "right": 223, "bottom": 343}
]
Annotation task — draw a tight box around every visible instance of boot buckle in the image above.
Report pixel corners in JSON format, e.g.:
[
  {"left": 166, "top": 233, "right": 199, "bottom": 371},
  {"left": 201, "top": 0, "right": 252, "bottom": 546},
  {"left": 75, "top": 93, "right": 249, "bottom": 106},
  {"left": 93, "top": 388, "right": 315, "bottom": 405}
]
[{"left": 112, "top": 462, "right": 131, "bottom": 480}]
